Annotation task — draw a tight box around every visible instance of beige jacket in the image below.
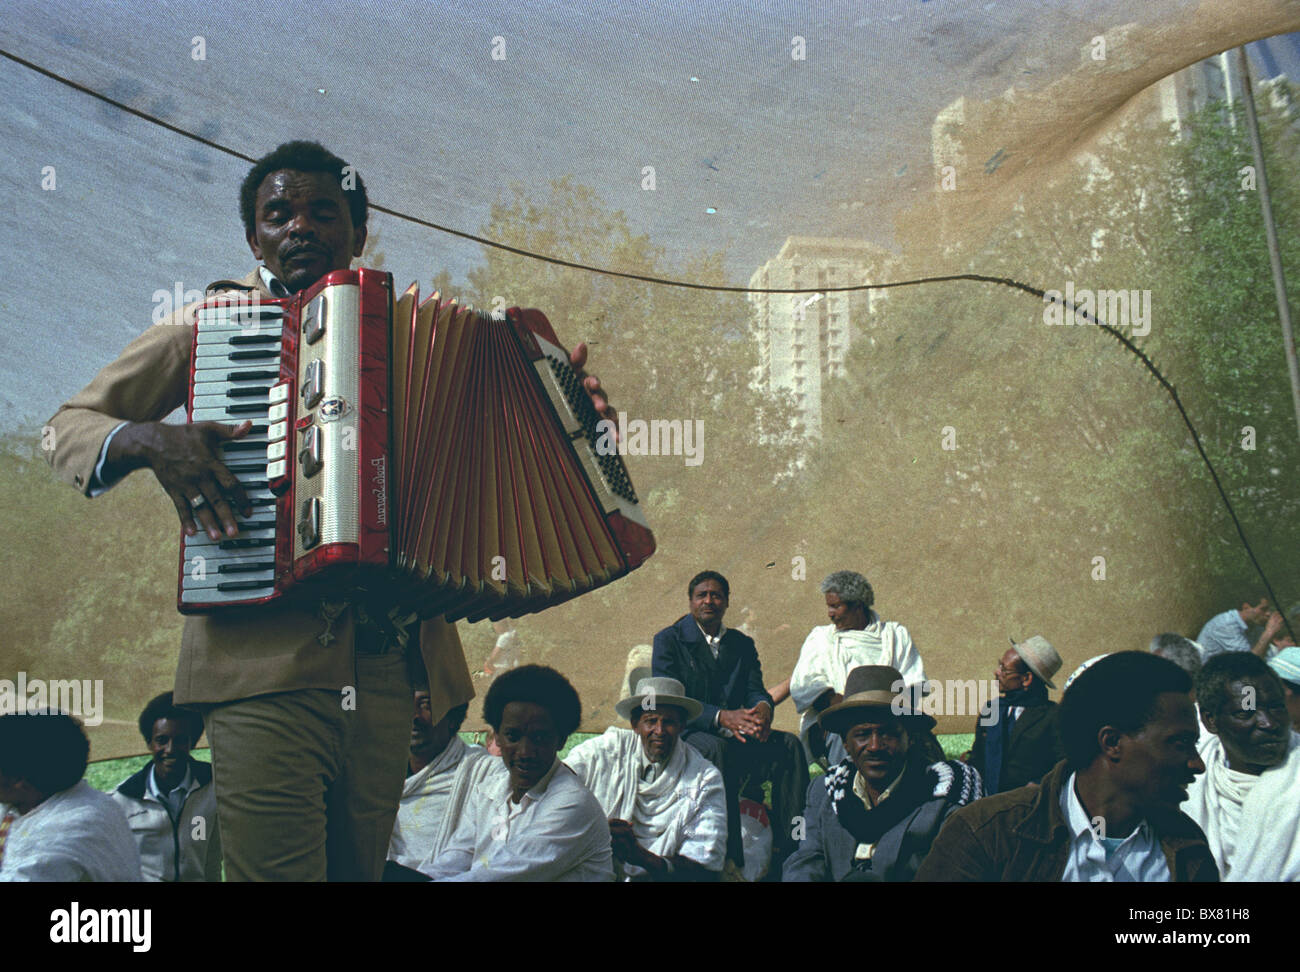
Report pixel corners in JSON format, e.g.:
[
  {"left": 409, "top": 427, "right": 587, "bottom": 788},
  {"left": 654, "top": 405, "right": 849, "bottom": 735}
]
[
  {"left": 111, "top": 759, "right": 222, "bottom": 881},
  {"left": 45, "top": 269, "right": 474, "bottom": 716}
]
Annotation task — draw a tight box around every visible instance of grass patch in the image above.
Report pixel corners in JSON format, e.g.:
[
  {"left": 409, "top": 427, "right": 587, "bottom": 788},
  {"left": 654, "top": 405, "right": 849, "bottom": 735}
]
[{"left": 84, "top": 733, "right": 977, "bottom": 793}]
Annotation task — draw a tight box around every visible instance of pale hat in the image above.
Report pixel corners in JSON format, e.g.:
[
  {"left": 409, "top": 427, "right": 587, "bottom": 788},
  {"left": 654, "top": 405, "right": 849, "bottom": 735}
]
[
  {"left": 1268, "top": 646, "right": 1300, "bottom": 686},
  {"left": 1064, "top": 653, "right": 1110, "bottom": 692},
  {"left": 818, "top": 665, "right": 936, "bottom": 736},
  {"left": 615, "top": 676, "right": 703, "bottom": 723},
  {"left": 1010, "top": 635, "right": 1062, "bottom": 689}
]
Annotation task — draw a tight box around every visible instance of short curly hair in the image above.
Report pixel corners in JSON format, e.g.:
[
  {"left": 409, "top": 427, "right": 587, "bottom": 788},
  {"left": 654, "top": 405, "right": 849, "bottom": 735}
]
[
  {"left": 239, "top": 140, "right": 368, "bottom": 239},
  {"left": 820, "top": 570, "right": 874, "bottom": 612},
  {"left": 0, "top": 712, "right": 89, "bottom": 795},
  {"left": 482, "top": 665, "right": 582, "bottom": 741},
  {"left": 688, "top": 570, "right": 729, "bottom": 599},
  {"left": 1060, "top": 652, "right": 1192, "bottom": 771},
  {"left": 138, "top": 691, "right": 204, "bottom": 745},
  {"left": 1197, "top": 652, "right": 1282, "bottom": 722}
]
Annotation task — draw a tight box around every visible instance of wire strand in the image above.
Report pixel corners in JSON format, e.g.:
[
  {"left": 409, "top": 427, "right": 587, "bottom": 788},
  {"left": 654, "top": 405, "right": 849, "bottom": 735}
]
[{"left": 3, "top": 45, "right": 1289, "bottom": 631}]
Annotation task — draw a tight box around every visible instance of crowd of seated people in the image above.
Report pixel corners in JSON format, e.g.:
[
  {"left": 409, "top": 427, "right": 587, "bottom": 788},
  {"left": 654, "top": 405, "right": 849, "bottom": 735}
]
[{"left": 4, "top": 572, "right": 1297, "bottom": 884}]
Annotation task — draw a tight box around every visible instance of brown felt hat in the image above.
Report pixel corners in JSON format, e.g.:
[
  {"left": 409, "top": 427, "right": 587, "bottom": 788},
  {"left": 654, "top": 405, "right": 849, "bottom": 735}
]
[{"left": 818, "top": 665, "right": 936, "bottom": 736}]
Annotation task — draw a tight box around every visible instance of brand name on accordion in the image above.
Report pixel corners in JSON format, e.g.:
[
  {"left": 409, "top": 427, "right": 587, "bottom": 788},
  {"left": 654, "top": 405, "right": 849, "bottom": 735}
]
[
  {"left": 594, "top": 416, "right": 704, "bottom": 467},
  {"left": 371, "top": 457, "right": 388, "bottom": 525}
]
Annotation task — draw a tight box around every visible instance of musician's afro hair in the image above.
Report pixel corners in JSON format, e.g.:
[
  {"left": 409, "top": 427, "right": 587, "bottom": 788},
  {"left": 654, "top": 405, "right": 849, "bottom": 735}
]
[
  {"left": 482, "top": 664, "right": 582, "bottom": 743},
  {"left": 138, "top": 691, "right": 205, "bottom": 745},
  {"left": 240, "top": 140, "right": 369, "bottom": 239}
]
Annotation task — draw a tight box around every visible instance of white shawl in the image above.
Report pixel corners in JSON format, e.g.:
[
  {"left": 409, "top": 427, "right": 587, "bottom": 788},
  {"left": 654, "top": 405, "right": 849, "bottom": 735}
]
[
  {"left": 1183, "top": 731, "right": 1300, "bottom": 881},
  {"left": 387, "top": 737, "right": 490, "bottom": 869},
  {"left": 789, "top": 615, "right": 926, "bottom": 742},
  {"left": 564, "top": 727, "right": 726, "bottom": 873},
  {"left": 0, "top": 780, "right": 142, "bottom": 882}
]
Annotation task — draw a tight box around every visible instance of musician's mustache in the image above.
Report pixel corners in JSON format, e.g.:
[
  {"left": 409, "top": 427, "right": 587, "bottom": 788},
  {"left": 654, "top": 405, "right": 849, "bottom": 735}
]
[{"left": 283, "top": 243, "right": 326, "bottom": 260}]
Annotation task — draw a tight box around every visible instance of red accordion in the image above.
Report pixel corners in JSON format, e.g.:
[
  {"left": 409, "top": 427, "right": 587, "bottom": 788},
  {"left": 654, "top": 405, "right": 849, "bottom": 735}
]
[{"left": 178, "top": 268, "right": 654, "bottom": 620}]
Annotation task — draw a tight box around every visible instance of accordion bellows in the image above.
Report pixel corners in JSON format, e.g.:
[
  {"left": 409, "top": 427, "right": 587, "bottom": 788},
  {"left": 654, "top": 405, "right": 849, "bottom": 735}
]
[{"left": 179, "top": 268, "right": 654, "bottom": 621}]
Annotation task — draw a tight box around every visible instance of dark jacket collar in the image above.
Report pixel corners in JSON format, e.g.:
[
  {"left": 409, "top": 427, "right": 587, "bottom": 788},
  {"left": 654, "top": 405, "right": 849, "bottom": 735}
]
[
  {"left": 1017, "top": 759, "right": 1216, "bottom": 874},
  {"left": 116, "top": 757, "right": 213, "bottom": 800}
]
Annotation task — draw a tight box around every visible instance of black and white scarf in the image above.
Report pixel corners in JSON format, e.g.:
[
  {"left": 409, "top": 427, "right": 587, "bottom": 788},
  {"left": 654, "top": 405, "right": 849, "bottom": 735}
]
[{"left": 824, "top": 751, "right": 983, "bottom": 848}]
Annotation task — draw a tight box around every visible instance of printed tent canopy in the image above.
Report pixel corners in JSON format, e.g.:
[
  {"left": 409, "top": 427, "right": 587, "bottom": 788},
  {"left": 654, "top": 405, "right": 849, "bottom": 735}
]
[{"left": 2, "top": 0, "right": 1298, "bottom": 759}]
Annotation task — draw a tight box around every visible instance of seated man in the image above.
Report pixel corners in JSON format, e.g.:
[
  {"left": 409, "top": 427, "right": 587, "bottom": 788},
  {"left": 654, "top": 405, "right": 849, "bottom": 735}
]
[
  {"left": 565, "top": 677, "right": 726, "bottom": 881},
  {"left": 385, "top": 691, "right": 492, "bottom": 876},
  {"left": 789, "top": 570, "right": 926, "bottom": 765},
  {"left": 419, "top": 665, "right": 612, "bottom": 881},
  {"left": 1183, "top": 652, "right": 1300, "bottom": 880},
  {"left": 652, "top": 570, "right": 808, "bottom": 875},
  {"left": 111, "top": 692, "right": 222, "bottom": 881},
  {"left": 1196, "top": 595, "right": 1283, "bottom": 659},
  {"left": 916, "top": 652, "right": 1217, "bottom": 882},
  {"left": 0, "top": 712, "right": 142, "bottom": 881},
  {"left": 967, "top": 636, "right": 1064, "bottom": 793},
  {"left": 785, "top": 666, "right": 982, "bottom": 882}
]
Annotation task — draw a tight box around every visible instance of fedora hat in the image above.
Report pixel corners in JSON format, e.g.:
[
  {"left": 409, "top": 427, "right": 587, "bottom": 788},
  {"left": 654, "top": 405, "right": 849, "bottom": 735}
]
[
  {"left": 615, "top": 676, "right": 703, "bottom": 723},
  {"left": 1009, "top": 635, "right": 1062, "bottom": 689},
  {"left": 818, "top": 665, "right": 936, "bottom": 736}
]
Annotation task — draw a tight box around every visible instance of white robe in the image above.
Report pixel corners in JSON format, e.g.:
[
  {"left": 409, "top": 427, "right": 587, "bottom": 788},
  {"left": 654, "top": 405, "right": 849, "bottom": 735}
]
[
  {"left": 0, "top": 780, "right": 142, "bottom": 882},
  {"left": 386, "top": 736, "right": 490, "bottom": 870},
  {"left": 789, "top": 615, "right": 926, "bottom": 744},
  {"left": 565, "top": 727, "right": 727, "bottom": 877},
  {"left": 1183, "top": 731, "right": 1300, "bottom": 881}
]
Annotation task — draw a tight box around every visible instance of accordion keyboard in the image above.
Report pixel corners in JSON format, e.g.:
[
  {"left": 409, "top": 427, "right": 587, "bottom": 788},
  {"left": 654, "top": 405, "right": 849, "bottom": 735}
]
[{"left": 180, "top": 301, "right": 285, "bottom": 606}]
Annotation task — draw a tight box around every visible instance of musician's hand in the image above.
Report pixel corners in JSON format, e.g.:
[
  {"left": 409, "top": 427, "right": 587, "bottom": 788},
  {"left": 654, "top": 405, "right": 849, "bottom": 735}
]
[
  {"left": 569, "top": 342, "right": 617, "bottom": 425},
  {"left": 115, "top": 419, "right": 254, "bottom": 540}
]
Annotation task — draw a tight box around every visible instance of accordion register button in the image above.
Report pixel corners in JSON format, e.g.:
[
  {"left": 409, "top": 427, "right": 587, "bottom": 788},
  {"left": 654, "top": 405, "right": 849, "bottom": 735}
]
[
  {"left": 299, "top": 425, "right": 323, "bottom": 478},
  {"left": 298, "top": 497, "right": 321, "bottom": 549},
  {"left": 268, "top": 402, "right": 289, "bottom": 422},
  {"left": 302, "top": 359, "right": 324, "bottom": 410},
  {"left": 269, "top": 383, "right": 290, "bottom": 404},
  {"left": 268, "top": 421, "right": 288, "bottom": 440},
  {"left": 267, "top": 440, "right": 286, "bottom": 462},
  {"left": 266, "top": 459, "right": 288, "bottom": 484},
  {"left": 303, "top": 296, "right": 326, "bottom": 344}
]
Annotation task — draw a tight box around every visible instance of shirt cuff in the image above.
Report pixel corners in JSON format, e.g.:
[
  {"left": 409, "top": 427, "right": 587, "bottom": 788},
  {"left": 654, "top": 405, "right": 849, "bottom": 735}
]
[{"left": 89, "top": 422, "right": 130, "bottom": 497}]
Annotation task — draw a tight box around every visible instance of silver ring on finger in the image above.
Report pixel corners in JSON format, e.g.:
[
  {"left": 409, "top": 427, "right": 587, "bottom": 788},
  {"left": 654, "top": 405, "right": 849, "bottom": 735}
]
[{"left": 189, "top": 494, "right": 207, "bottom": 510}]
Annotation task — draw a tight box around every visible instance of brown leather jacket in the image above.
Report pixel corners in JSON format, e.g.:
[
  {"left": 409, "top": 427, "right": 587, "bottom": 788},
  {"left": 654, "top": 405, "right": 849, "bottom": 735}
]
[{"left": 914, "top": 760, "right": 1219, "bottom": 882}]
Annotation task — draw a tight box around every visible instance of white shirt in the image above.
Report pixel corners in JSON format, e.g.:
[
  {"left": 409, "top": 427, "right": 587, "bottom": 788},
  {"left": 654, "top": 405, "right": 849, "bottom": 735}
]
[
  {"left": 696, "top": 620, "right": 726, "bottom": 660},
  {"left": 421, "top": 758, "right": 613, "bottom": 882},
  {"left": 1058, "top": 773, "right": 1170, "bottom": 882},
  {"left": 387, "top": 737, "right": 489, "bottom": 870},
  {"left": 0, "top": 781, "right": 142, "bottom": 882}
]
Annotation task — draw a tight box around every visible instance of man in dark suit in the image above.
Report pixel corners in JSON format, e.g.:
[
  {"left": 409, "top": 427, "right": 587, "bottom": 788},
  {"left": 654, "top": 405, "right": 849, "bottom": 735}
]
[
  {"left": 652, "top": 570, "right": 809, "bottom": 875},
  {"left": 967, "top": 635, "right": 1065, "bottom": 794}
]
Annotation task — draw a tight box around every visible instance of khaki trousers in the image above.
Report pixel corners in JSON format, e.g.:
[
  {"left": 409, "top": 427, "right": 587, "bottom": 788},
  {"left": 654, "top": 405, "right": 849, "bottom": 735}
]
[{"left": 206, "top": 652, "right": 411, "bottom": 881}]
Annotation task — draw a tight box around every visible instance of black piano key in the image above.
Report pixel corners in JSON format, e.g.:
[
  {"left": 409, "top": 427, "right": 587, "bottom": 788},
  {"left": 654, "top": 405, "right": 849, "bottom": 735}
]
[
  {"left": 229, "top": 334, "right": 281, "bottom": 345},
  {"left": 220, "top": 441, "right": 266, "bottom": 453},
  {"left": 218, "top": 562, "right": 276, "bottom": 574},
  {"left": 217, "top": 579, "right": 276, "bottom": 592},
  {"left": 226, "top": 403, "right": 269, "bottom": 415},
  {"left": 234, "top": 519, "right": 277, "bottom": 531},
  {"left": 229, "top": 349, "right": 279, "bottom": 361},
  {"left": 226, "top": 462, "right": 265, "bottom": 474},
  {"left": 218, "top": 537, "right": 276, "bottom": 550},
  {"left": 227, "top": 387, "right": 270, "bottom": 399},
  {"left": 227, "top": 370, "right": 280, "bottom": 382}
]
